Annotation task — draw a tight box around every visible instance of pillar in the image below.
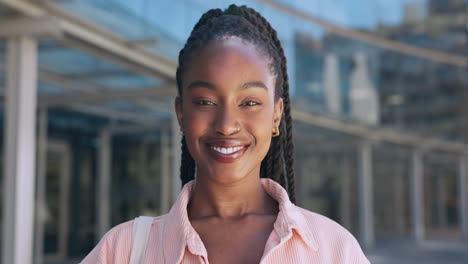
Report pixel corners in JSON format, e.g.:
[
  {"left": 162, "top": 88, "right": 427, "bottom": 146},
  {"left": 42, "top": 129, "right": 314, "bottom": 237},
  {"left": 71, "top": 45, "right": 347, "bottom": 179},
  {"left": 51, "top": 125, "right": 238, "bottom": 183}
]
[
  {"left": 34, "top": 107, "right": 48, "bottom": 264},
  {"left": 340, "top": 156, "right": 352, "bottom": 230},
  {"left": 2, "top": 35, "right": 38, "bottom": 264},
  {"left": 393, "top": 159, "right": 406, "bottom": 235},
  {"left": 459, "top": 155, "right": 468, "bottom": 239},
  {"left": 358, "top": 140, "right": 374, "bottom": 248},
  {"left": 411, "top": 148, "right": 424, "bottom": 242},
  {"left": 436, "top": 175, "right": 447, "bottom": 228},
  {"left": 160, "top": 126, "right": 171, "bottom": 214},
  {"left": 96, "top": 129, "right": 111, "bottom": 239}
]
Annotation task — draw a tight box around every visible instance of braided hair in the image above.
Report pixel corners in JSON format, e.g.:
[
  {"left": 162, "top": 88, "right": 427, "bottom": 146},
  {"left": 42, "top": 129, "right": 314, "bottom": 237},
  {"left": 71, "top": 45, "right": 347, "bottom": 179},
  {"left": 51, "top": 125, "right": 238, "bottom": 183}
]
[{"left": 176, "top": 4, "right": 296, "bottom": 203}]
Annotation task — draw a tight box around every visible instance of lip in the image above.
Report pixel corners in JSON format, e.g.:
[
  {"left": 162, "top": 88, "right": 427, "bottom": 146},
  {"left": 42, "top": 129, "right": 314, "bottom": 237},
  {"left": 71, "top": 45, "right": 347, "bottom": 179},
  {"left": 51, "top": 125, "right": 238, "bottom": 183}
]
[{"left": 204, "top": 139, "right": 250, "bottom": 163}]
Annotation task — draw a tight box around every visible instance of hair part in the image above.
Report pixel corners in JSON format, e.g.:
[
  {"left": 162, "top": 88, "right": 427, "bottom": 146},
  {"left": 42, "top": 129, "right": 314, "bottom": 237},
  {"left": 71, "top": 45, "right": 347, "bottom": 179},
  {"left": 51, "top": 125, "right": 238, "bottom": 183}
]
[{"left": 176, "top": 4, "right": 296, "bottom": 203}]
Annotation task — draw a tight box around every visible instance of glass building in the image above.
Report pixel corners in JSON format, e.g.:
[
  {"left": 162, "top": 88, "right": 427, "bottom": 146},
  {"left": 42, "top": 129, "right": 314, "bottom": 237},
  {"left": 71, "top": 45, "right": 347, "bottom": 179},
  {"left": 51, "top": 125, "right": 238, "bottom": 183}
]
[{"left": 0, "top": 0, "right": 467, "bottom": 263}]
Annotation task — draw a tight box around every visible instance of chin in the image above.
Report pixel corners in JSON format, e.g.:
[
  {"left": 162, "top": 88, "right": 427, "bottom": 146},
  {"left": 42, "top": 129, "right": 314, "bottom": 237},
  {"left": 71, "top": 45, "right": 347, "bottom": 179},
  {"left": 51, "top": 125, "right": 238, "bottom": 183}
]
[{"left": 199, "top": 166, "right": 257, "bottom": 185}]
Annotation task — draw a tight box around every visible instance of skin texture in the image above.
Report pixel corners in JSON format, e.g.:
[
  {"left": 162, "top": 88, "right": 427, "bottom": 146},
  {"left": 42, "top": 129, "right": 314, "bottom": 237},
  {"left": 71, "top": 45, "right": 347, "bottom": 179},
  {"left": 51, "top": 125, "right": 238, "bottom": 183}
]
[{"left": 175, "top": 37, "right": 284, "bottom": 263}]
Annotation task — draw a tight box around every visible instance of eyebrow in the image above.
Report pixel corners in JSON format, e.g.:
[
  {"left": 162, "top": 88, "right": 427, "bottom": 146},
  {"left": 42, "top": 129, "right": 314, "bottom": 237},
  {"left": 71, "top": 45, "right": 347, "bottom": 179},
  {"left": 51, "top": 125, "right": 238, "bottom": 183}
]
[
  {"left": 186, "top": 80, "right": 268, "bottom": 91},
  {"left": 240, "top": 81, "right": 268, "bottom": 90},
  {"left": 186, "top": 80, "right": 216, "bottom": 91}
]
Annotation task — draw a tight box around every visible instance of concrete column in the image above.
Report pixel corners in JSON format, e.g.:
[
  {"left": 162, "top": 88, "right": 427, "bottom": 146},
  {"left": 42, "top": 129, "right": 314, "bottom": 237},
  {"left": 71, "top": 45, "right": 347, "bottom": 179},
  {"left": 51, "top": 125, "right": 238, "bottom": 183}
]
[
  {"left": 137, "top": 140, "right": 148, "bottom": 213},
  {"left": 393, "top": 160, "right": 406, "bottom": 235},
  {"left": 339, "top": 156, "right": 352, "bottom": 230},
  {"left": 34, "top": 108, "right": 48, "bottom": 264},
  {"left": 436, "top": 175, "right": 447, "bottom": 228},
  {"left": 411, "top": 148, "right": 425, "bottom": 242},
  {"left": 160, "top": 126, "right": 171, "bottom": 214},
  {"left": 96, "top": 129, "right": 112, "bottom": 239},
  {"left": 459, "top": 155, "right": 468, "bottom": 239},
  {"left": 2, "top": 36, "right": 38, "bottom": 264},
  {"left": 324, "top": 53, "right": 342, "bottom": 114},
  {"left": 58, "top": 143, "right": 71, "bottom": 260},
  {"left": 358, "top": 140, "right": 374, "bottom": 249},
  {"left": 171, "top": 112, "right": 182, "bottom": 204}
]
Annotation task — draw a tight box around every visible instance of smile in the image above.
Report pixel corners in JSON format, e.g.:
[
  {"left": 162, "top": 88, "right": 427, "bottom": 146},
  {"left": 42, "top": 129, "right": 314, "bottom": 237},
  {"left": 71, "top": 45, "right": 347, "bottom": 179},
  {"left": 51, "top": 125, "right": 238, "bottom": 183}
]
[
  {"left": 210, "top": 146, "right": 245, "bottom": 155},
  {"left": 206, "top": 143, "right": 249, "bottom": 163}
]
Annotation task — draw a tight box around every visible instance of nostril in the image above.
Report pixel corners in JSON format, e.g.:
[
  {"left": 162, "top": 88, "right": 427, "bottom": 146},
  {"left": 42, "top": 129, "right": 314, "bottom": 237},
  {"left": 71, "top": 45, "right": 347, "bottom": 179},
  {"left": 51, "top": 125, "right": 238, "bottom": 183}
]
[
  {"left": 214, "top": 121, "right": 241, "bottom": 135},
  {"left": 214, "top": 106, "right": 242, "bottom": 135}
]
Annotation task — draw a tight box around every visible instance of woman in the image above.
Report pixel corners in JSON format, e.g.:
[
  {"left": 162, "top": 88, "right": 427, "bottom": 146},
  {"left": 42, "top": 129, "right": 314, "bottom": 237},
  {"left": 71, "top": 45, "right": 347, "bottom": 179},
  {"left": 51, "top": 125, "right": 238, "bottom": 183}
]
[{"left": 82, "top": 4, "right": 370, "bottom": 264}]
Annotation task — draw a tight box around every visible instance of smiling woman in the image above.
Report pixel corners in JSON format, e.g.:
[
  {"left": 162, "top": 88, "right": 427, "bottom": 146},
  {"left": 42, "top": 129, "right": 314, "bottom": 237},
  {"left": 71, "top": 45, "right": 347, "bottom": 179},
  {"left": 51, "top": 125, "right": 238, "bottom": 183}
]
[
  {"left": 177, "top": 37, "right": 281, "bottom": 186},
  {"left": 81, "top": 4, "right": 370, "bottom": 264}
]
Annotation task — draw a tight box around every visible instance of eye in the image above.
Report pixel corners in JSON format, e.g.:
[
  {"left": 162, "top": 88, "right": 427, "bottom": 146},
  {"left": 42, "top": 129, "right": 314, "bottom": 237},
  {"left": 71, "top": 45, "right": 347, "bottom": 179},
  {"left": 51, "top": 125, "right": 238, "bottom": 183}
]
[
  {"left": 194, "top": 100, "right": 216, "bottom": 106},
  {"left": 241, "top": 101, "right": 261, "bottom": 106}
]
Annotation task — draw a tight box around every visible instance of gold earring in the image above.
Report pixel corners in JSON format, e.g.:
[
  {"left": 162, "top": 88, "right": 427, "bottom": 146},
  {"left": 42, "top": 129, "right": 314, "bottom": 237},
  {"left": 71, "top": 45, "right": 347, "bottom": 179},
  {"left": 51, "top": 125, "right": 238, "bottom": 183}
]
[{"left": 272, "top": 127, "right": 280, "bottom": 137}]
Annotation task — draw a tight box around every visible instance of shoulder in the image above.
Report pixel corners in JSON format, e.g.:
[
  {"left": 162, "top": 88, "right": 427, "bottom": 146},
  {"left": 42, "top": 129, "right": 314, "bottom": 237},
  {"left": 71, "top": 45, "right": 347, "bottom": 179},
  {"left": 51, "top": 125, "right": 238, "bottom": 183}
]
[
  {"left": 293, "top": 206, "right": 370, "bottom": 264},
  {"left": 80, "top": 216, "right": 165, "bottom": 264},
  {"left": 296, "top": 206, "right": 352, "bottom": 238}
]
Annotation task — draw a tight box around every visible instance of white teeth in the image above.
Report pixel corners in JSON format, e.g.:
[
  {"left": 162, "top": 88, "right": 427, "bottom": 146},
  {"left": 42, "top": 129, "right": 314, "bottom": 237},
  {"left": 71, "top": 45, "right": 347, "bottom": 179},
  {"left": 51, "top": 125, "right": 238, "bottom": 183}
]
[{"left": 211, "top": 146, "right": 244, "bottom": 154}]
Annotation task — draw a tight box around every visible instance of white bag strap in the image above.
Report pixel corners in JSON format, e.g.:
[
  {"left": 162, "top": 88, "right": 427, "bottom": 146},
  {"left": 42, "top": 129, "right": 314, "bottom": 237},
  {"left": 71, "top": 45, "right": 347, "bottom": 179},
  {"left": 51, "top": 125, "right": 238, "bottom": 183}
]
[{"left": 129, "top": 216, "right": 154, "bottom": 264}]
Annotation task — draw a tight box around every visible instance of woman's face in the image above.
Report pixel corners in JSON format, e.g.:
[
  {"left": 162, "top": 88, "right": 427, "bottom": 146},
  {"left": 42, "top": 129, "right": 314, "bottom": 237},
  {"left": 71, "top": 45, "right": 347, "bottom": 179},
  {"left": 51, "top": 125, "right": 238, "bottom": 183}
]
[{"left": 176, "top": 37, "right": 283, "bottom": 184}]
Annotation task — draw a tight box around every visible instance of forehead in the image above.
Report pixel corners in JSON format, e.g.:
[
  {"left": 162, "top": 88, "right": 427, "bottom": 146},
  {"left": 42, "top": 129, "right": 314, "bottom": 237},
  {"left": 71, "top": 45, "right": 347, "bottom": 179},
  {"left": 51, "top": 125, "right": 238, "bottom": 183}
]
[{"left": 182, "top": 37, "right": 275, "bottom": 91}]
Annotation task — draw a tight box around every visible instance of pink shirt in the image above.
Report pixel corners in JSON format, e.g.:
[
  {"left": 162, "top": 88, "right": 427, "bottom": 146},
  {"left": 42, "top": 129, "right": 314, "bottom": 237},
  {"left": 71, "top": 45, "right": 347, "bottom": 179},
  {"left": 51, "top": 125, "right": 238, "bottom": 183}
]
[{"left": 81, "top": 179, "right": 370, "bottom": 263}]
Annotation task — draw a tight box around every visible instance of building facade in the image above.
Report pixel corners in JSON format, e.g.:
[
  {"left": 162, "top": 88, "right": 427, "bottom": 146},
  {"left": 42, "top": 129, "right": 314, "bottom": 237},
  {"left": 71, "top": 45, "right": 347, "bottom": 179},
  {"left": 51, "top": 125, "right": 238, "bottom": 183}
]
[{"left": 0, "top": 0, "right": 467, "bottom": 263}]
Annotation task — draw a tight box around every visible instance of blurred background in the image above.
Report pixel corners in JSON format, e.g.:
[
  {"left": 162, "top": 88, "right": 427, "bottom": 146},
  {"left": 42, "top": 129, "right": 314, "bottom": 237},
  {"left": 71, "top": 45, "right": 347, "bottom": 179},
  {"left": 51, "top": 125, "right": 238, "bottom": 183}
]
[{"left": 0, "top": 0, "right": 468, "bottom": 263}]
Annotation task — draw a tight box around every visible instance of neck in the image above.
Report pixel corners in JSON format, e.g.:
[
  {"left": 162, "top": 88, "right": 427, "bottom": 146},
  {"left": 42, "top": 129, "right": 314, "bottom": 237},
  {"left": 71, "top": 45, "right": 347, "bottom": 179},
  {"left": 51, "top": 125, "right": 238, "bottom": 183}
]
[{"left": 187, "top": 173, "right": 277, "bottom": 220}]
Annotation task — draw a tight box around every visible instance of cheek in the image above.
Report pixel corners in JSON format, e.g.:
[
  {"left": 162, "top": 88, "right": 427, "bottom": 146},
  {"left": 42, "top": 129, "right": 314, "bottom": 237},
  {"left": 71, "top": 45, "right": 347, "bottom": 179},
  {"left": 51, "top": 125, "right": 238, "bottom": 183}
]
[
  {"left": 244, "top": 112, "right": 272, "bottom": 131},
  {"left": 242, "top": 108, "right": 274, "bottom": 144},
  {"left": 246, "top": 114, "right": 273, "bottom": 163},
  {"left": 182, "top": 103, "right": 214, "bottom": 128},
  {"left": 182, "top": 109, "right": 210, "bottom": 158}
]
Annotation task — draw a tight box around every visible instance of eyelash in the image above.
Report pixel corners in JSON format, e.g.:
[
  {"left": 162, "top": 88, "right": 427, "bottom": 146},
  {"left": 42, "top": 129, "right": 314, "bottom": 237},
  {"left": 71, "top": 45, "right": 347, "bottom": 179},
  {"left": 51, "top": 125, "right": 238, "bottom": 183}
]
[
  {"left": 194, "top": 100, "right": 216, "bottom": 106},
  {"left": 241, "top": 100, "right": 261, "bottom": 106},
  {"left": 193, "top": 100, "right": 261, "bottom": 107}
]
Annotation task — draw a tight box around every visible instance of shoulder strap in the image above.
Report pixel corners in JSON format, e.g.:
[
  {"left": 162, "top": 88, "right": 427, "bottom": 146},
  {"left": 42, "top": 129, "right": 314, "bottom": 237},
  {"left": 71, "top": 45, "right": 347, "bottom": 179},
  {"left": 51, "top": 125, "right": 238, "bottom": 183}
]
[{"left": 129, "top": 216, "right": 154, "bottom": 264}]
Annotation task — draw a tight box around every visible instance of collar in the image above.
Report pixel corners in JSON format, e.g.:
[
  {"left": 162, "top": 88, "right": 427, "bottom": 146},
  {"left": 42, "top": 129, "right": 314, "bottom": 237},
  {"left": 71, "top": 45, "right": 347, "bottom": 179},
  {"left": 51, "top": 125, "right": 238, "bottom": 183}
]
[
  {"left": 260, "top": 179, "right": 319, "bottom": 252},
  {"left": 161, "top": 178, "right": 318, "bottom": 263},
  {"left": 161, "top": 181, "right": 207, "bottom": 263}
]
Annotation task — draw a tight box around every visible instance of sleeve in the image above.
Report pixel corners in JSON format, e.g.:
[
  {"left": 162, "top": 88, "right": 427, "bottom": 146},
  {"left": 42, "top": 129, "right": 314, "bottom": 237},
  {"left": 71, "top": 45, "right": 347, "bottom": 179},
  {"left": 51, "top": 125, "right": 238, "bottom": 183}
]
[
  {"left": 347, "top": 236, "right": 371, "bottom": 264},
  {"left": 80, "top": 232, "right": 113, "bottom": 264},
  {"left": 80, "top": 221, "right": 133, "bottom": 264},
  {"left": 351, "top": 249, "right": 371, "bottom": 264}
]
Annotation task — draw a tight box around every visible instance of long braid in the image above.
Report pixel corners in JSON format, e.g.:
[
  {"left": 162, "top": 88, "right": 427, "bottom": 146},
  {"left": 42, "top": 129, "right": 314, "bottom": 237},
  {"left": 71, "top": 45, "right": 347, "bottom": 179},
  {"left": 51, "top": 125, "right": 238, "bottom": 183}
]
[
  {"left": 180, "top": 136, "right": 195, "bottom": 185},
  {"left": 276, "top": 41, "right": 296, "bottom": 203},
  {"left": 234, "top": 5, "right": 296, "bottom": 203},
  {"left": 176, "top": 4, "right": 296, "bottom": 203},
  {"left": 274, "top": 36, "right": 296, "bottom": 204},
  {"left": 275, "top": 138, "right": 286, "bottom": 189},
  {"left": 284, "top": 101, "right": 296, "bottom": 203},
  {"left": 256, "top": 7, "right": 296, "bottom": 203},
  {"left": 260, "top": 145, "right": 273, "bottom": 179}
]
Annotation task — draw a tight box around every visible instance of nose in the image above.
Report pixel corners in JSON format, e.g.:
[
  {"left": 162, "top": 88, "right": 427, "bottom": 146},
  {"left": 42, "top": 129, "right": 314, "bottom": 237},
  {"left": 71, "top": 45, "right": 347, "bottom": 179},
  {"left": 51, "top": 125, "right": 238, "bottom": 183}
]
[{"left": 214, "top": 105, "right": 240, "bottom": 136}]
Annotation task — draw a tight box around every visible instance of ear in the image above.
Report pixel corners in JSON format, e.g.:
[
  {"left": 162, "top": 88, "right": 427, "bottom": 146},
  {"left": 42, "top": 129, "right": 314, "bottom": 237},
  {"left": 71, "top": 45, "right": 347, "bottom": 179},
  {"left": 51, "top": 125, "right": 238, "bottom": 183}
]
[
  {"left": 273, "top": 97, "right": 283, "bottom": 129},
  {"left": 175, "top": 96, "right": 184, "bottom": 130}
]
